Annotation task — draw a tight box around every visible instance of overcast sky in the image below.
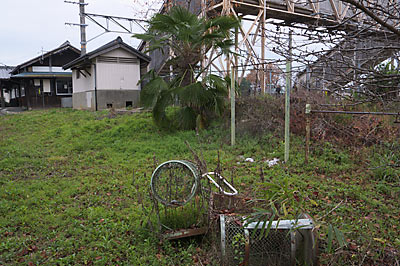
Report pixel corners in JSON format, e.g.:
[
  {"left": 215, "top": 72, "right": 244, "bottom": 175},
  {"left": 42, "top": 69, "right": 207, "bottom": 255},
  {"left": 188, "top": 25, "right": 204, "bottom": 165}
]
[
  {"left": 0, "top": 0, "right": 160, "bottom": 66},
  {"left": 0, "top": 0, "right": 318, "bottom": 74}
]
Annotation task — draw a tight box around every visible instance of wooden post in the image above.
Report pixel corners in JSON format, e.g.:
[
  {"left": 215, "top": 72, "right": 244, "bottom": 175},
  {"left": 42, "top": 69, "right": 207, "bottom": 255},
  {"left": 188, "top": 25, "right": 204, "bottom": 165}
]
[
  {"left": 26, "top": 81, "right": 31, "bottom": 110},
  {"left": 0, "top": 81, "right": 4, "bottom": 108},
  {"left": 231, "top": 65, "right": 235, "bottom": 146},
  {"left": 305, "top": 104, "right": 311, "bottom": 164},
  {"left": 284, "top": 30, "right": 292, "bottom": 163}
]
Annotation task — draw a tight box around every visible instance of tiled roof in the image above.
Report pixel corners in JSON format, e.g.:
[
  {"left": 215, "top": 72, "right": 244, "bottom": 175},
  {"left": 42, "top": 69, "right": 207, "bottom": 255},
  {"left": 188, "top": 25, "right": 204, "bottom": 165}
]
[
  {"left": 63, "top": 36, "right": 151, "bottom": 69},
  {"left": 11, "top": 41, "right": 80, "bottom": 75}
]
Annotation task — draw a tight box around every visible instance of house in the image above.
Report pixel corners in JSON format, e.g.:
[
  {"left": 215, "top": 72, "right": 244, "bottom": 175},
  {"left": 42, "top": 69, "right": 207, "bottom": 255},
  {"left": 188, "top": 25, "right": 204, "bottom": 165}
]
[
  {"left": 10, "top": 41, "right": 81, "bottom": 109},
  {"left": 63, "top": 37, "right": 151, "bottom": 110},
  {"left": 0, "top": 66, "right": 16, "bottom": 107}
]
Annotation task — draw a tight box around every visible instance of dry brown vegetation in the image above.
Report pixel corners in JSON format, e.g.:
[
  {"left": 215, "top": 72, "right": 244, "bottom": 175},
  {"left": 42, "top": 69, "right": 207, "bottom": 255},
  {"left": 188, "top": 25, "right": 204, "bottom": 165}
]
[{"left": 236, "top": 92, "right": 400, "bottom": 146}]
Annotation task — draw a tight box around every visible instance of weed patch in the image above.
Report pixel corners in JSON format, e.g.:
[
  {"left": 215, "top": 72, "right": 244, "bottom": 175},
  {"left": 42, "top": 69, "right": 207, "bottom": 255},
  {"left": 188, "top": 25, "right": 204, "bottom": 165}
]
[{"left": 0, "top": 109, "right": 399, "bottom": 265}]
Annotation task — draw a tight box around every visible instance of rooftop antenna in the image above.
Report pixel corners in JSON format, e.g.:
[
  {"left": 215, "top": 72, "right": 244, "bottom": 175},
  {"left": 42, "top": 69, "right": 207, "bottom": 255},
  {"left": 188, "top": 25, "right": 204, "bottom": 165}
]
[
  {"left": 38, "top": 47, "right": 49, "bottom": 63},
  {"left": 40, "top": 47, "right": 45, "bottom": 60}
]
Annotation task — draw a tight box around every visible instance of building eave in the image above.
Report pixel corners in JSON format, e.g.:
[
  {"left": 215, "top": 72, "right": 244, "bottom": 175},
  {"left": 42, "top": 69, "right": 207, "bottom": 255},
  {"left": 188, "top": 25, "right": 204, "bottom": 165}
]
[
  {"left": 63, "top": 37, "right": 151, "bottom": 70},
  {"left": 11, "top": 72, "right": 72, "bottom": 79},
  {"left": 11, "top": 42, "right": 80, "bottom": 75}
]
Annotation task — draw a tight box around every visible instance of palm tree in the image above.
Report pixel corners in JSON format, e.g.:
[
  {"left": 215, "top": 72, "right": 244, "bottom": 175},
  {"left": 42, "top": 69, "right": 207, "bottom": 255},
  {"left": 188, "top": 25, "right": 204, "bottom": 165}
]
[{"left": 134, "top": 6, "right": 239, "bottom": 130}]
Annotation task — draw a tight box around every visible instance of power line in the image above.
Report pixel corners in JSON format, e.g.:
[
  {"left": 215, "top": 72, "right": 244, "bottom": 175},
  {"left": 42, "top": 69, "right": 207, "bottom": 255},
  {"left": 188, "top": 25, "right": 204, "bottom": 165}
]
[{"left": 65, "top": 0, "right": 148, "bottom": 47}]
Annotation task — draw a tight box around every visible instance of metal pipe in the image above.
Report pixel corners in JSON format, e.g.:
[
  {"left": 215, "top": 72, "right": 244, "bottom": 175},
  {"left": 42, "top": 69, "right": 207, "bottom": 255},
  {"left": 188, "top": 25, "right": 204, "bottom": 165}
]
[
  {"left": 284, "top": 30, "right": 292, "bottom": 163},
  {"left": 305, "top": 104, "right": 311, "bottom": 164},
  {"left": 94, "top": 64, "right": 98, "bottom": 111},
  {"left": 235, "top": 25, "right": 238, "bottom": 86},
  {"left": 261, "top": 0, "right": 266, "bottom": 94},
  {"left": 231, "top": 65, "right": 235, "bottom": 146},
  {"left": 310, "top": 110, "right": 400, "bottom": 116},
  {"left": 269, "top": 70, "right": 272, "bottom": 93}
]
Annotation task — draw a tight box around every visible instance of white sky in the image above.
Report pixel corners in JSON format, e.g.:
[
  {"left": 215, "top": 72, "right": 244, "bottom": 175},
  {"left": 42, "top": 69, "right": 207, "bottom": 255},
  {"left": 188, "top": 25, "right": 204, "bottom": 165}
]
[
  {"left": 0, "top": 0, "right": 160, "bottom": 66},
  {"left": 0, "top": 0, "right": 324, "bottom": 79}
]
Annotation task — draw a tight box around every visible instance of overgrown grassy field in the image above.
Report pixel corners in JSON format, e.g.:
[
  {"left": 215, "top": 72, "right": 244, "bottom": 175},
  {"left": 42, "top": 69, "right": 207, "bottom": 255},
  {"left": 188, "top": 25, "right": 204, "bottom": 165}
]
[{"left": 0, "top": 109, "right": 399, "bottom": 265}]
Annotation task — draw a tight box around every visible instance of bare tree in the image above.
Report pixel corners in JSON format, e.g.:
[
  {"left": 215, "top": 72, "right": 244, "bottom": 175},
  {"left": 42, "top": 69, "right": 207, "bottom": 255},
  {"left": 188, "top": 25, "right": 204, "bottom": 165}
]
[{"left": 134, "top": 0, "right": 400, "bottom": 105}]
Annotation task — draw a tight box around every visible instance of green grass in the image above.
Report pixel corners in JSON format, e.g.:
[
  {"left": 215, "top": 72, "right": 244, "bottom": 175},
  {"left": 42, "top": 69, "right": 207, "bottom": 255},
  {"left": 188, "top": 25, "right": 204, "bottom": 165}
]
[{"left": 0, "top": 109, "right": 399, "bottom": 265}]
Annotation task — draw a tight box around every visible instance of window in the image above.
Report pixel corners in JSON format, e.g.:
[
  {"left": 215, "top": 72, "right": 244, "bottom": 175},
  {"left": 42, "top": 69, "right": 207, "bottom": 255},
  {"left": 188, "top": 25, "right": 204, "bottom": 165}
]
[
  {"left": 43, "top": 80, "right": 51, "bottom": 93},
  {"left": 126, "top": 101, "right": 132, "bottom": 108},
  {"left": 107, "top": 103, "right": 113, "bottom": 108},
  {"left": 56, "top": 79, "right": 72, "bottom": 95}
]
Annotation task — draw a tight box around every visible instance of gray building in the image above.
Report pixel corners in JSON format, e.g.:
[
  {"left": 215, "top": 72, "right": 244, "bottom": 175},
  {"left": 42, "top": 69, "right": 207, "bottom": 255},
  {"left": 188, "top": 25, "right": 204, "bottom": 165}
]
[{"left": 10, "top": 41, "right": 80, "bottom": 109}]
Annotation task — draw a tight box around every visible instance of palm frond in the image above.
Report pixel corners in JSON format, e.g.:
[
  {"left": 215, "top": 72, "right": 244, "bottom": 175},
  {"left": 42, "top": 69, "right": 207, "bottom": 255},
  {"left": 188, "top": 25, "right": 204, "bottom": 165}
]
[
  {"left": 206, "top": 16, "right": 239, "bottom": 34},
  {"left": 135, "top": 6, "right": 238, "bottom": 130},
  {"left": 174, "top": 106, "right": 197, "bottom": 130},
  {"left": 152, "top": 89, "right": 174, "bottom": 129},
  {"left": 140, "top": 72, "right": 169, "bottom": 108},
  {"left": 177, "top": 82, "right": 213, "bottom": 107}
]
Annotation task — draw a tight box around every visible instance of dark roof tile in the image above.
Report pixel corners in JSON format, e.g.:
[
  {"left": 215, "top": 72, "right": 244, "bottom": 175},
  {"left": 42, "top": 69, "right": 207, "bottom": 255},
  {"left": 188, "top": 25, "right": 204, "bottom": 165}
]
[{"left": 63, "top": 37, "right": 151, "bottom": 69}]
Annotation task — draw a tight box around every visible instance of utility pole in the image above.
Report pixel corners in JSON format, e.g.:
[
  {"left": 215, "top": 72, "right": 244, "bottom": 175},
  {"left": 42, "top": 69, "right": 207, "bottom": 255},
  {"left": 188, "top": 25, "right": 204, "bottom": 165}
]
[
  {"left": 79, "top": 0, "right": 87, "bottom": 55},
  {"left": 66, "top": 0, "right": 145, "bottom": 48},
  {"left": 284, "top": 30, "right": 292, "bottom": 163}
]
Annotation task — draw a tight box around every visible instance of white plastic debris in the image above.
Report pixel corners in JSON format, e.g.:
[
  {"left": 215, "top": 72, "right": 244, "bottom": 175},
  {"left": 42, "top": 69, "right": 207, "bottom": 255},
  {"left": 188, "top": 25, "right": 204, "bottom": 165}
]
[
  {"left": 266, "top": 158, "right": 280, "bottom": 167},
  {"left": 238, "top": 155, "right": 245, "bottom": 160},
  {"left": 245, "top": 157, "right": 255, "bottom": 163}
]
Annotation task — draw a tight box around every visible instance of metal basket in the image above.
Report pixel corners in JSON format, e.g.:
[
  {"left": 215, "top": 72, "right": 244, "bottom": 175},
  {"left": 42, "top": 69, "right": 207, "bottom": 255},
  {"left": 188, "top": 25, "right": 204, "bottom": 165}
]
[{"left": 220, "top": 214, "right": 317, "bottom": 266}]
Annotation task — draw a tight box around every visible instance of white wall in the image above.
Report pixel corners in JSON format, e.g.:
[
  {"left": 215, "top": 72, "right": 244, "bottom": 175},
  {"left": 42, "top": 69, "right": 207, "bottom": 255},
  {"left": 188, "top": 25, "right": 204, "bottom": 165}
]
[
  {"left": 96, "top": 60, "right": 140, "bottom": 91},
  {"left": 71, "top": 49, "right": 142, "bottom": 93},
  {"left": 72, "top": 64, "right": 95, "bottom": 93},
  {"left": 102, "top": 48, "right": 134, "bottom": 58},
  {"left": 32, "top": 66, "right": 68, "bottom": 72}
]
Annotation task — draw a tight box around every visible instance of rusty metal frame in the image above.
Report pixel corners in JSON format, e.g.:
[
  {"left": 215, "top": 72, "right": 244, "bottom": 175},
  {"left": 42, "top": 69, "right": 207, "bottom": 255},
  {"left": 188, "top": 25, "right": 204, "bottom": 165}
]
[{"left": 200, "top": 0, "right": 386, "bottom": 89}]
